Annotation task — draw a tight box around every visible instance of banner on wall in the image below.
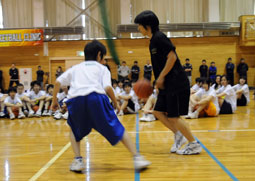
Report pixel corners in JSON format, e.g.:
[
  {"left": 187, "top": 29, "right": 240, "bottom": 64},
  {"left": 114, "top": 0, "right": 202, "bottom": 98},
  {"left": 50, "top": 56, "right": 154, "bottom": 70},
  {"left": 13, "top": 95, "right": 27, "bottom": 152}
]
[
  {"left": 19, "top": 68, "right": 32, "bottom": 91},
  {"left": 0, "top": 29, "right": 43, "bottom": 47}
]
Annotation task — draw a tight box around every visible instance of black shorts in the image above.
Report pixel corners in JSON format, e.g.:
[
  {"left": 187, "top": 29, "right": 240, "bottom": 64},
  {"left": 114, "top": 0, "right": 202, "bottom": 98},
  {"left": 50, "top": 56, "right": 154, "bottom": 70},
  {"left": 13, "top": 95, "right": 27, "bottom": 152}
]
[
  {"left": 220, "top": 100, "right": 232, "bottom": 114},
  {"left": 154, "top": 88, "right": 190, "bottom": 117},
  {"left": 237, "top": 94, "right": 247, "bottom": 106},
  {"left": 127, "top": 99, "right": 135, "bottom": 112}
]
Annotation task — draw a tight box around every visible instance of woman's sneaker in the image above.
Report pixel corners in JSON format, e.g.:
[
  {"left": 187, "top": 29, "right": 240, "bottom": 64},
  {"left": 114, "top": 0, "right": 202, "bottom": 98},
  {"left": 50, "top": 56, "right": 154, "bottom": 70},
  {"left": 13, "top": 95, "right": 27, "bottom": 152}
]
[
  {"left": 176, "top": 141, "right": 202, "bottom": 155},
  {"left": 70, "top": 158, "right": 85, "bottom": 172},
  {"left": 170, "top": 131, "right": 187, "bottom": 153}
]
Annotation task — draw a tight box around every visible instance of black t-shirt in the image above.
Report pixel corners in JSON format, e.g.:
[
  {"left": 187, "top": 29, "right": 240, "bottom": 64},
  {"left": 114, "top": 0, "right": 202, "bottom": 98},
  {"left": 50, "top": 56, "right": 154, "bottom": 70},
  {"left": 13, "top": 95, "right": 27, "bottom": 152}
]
[
  {"left": 144, "top": 65, "right": 152, "bottom": 75},
  {"left": 149, "top": 31, "right": 189, "bottom": 93},
  {"left": 226, "top": 63, "right": 234, "bottom": 74},
  {"left": 183, "top": 63, "right": 192, "bottom": 76},
  {"left": 199, "top": 65, "right": 208, "bottom": 77},
  {"left": 36, "top": 70, "right": 44, "bottom": 82},
  {"left": 131, "top": 65, "right": 140, "bottom": 75},
  {"left": 237, "top": 63, "right": 248, "bottom": 75},
  {"left": 9, "top": 68, "right": 19, "bottom": 80}
]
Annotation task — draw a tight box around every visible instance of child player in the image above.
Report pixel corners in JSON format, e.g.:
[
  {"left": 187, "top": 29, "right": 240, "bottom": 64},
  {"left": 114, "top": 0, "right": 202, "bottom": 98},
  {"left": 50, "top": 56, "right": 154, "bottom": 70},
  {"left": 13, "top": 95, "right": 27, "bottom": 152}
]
[
  {"left": 135, "top": 10, "right": 202, "bottom": 155},
  {"left": 4, "top": 87, "right": 25, "bottom": 119},
  {"left": 51, "top": 40, "right": 150, "bottom": 172}
]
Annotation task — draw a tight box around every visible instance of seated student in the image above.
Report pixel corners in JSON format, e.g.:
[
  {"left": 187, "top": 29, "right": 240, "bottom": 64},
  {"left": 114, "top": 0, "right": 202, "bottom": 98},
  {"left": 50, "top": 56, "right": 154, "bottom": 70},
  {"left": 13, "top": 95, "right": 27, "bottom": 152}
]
[
  {"left": 216, "top": 75, "right": 236, "bottom": 114},
  {"left": 112, "top": 79, "right": 118, "bottom": 96},
  {"left": 54, "top": 86, "right": 69, "bottom": 120},
  {"left": 118, "top": 82, "right": 140, "bottom": 116},
  {"left": 186, "top": 79, "right": 220, "bottom": 119},
  {"left": 16, "top": 83, "right": 30, "bottom": 115},
  {"left": 26, "top": 81, "right": 46, "bottom": 117},
  {"left": 233, "top": 77, "right": 250, "bottom": 106},
  {"left": 4, "top": 87, "right": 25, "bottom": 119},
  {"left": 116, "top": 80, "right": 124, "bottom": 95},
  {"left": 191, "top": 78, "right": 202, "bottom": 94},
  {"left": 0, "top": 87, "right": 8, "bottom": 117},
  {"left": 211, "top": 75, "right": 221, "bottom": 91},
  {"left": 42, "top": 84, "right": 54, "bottom": 116},
  {"left": 140, "top": 82, "right": 158, "bottom": 122}
]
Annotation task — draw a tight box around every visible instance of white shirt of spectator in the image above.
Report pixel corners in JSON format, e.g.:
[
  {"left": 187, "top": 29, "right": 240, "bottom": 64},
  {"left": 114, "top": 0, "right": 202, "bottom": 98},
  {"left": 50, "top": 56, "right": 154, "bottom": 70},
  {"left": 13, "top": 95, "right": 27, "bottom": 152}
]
[
  {"left": 57, "top": 61, "right": 111, "bottom": 99},
  {"left": 233, "top": 84, "right": 250, "bottom": 103},
  {"left": 118, "top": 65, "right": 130, "bottom": 77},
  {"left": 16, "top": 92, "right": 27, "bottom": 99},
  {"left": 28, "top": 90, "right": 45, "bottom": 100},
  {"left": 216, "top": 85, "right": 237, "bottom": 112},
  {"left": 191, "top": 84, "right": 200, "bottom": 92},
  {"left": 195, "top": 87, "right": 220, "bottom": 115},
  {"left": 120, "top": 90, "right": 140, "bottom": 112},
  {"left": 57, "top": 92, "right": 67, "bottom": 102},
  {"left": 4, "top": 96, "right": 22, "bottom": 105},
  {"left": 211, "top": 84, "right": 221, "bottom": 90}
]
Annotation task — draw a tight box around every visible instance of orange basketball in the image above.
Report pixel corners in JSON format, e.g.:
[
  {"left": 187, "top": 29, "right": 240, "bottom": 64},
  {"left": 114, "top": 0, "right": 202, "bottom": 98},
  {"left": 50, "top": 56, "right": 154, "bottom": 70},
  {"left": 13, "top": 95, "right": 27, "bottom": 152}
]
[
  {"left": 32, "top": 105, "right": 39, "bottom": 112},
  {"left": 133, "top": 79, "right": 153, "bottom": 99},
  {"left": 11, "top": 107, "right": 19, "bottom": 117}
]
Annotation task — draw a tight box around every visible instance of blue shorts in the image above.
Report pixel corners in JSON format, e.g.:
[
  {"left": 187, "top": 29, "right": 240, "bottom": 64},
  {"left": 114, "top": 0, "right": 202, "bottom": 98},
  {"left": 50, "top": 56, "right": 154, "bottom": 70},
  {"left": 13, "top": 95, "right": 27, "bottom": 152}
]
[{"left": 66, "top": 92, "right": 125, "bottom": 145}]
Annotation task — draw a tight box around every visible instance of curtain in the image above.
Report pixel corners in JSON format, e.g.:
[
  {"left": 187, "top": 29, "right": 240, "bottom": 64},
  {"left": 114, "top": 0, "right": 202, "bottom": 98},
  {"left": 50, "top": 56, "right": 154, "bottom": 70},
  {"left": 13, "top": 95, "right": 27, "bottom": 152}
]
[
  {"left": 131, "top": 0, "right": 209, "bottom": 23},
  {"left": 220, "top": 0, "right": 255, "bottom": 21},
  {"left": 2, "top": 0, "right": 33, "bottom": 28}
]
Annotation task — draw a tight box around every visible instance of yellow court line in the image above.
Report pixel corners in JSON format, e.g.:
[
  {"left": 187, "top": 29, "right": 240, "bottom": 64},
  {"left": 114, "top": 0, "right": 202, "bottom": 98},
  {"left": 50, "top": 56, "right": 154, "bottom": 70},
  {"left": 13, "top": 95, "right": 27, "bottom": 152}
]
[{"left": 29, "top": 142, "right": 71, "bottom": 181}]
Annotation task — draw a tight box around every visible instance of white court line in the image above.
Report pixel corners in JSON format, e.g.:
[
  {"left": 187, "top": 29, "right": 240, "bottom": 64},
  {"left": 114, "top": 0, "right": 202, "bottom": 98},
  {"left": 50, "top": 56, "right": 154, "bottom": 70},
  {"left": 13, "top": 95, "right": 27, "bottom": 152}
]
[
  {"left": 29, "top": 142, "right": 71, "bottom": 181},
  {"left": 128, "top": 129, "right": 255, "bottom": 134}
]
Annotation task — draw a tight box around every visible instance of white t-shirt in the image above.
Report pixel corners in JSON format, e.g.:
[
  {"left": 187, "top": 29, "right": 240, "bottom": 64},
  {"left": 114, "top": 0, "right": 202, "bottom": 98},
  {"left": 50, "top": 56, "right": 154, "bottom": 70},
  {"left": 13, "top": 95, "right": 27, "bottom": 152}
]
[
  {"left": 16, "top": 92, "right": 27, "bottom": 99},
  {"left": 233, "top": 84, "right": 250, "bottom": 103},
  {"left": 57, "top": 92, "right": 67, "bottom": 102},
  {"left": 216, "top": 85, "right": 237, "bottom": 112},
  {"left": 4, "top": 96, "right": 22, "bottom": 105},
  {"left": 195, "top": 87, "right": 220, "bottom": 115},
  {"left": 120, "top": 90, "right": 140, "bottom": 112},
  {"left": 191, "top": 84, "right": 200, "bottom": 92},
  {"left": 0, "top": 93, "right": 4, "bottom": 98},
  {"left": 211, "top": 84, "right": 221, "bottom": 90},
  {"left": 46, "top": 93, "right": 53, "bottom": 97},
  {"left": 27, "top": 90, "right": 45, "bottom": 100},
  {"left": 57, "top": 61, "right": 111, "bottom": 99},
  {"left": 115, "top": 87, "right": 123, "bottom": 95}
]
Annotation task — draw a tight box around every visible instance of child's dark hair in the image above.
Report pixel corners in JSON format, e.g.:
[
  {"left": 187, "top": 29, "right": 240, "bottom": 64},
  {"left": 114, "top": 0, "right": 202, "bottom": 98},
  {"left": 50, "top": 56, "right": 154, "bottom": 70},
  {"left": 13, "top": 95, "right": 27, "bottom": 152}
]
[
  {"left": 214, "top": 75, "right": 221, "bottom": 89},
  {"left": 33, "top": 81, "right": 41, "bottom": 87},
  {"left": 17, "top": 83, "right": 24, "bottom": 88},
  {"left": 8, "top": 87, "right": 17, "bottom": 94},
  {"left": 134, "top": 60, "right": 138, "bottom": 64},
  {"left": 30, "top": 81, "right": 36, "bottom": 90},
  {"left": 201, "top": 79, "right": 211, "bottom": 86},
  {"left": 123, "top": 82, "right": 132, "bottom": 88},
  {"left": 84, "top": 40, "right": 106, "bottom": 61},
  {"left": 202, "top": 59, "right": 206, "bottom": 62},
  {"left": 195, "top": 77, "right": 201, "bottom": 83},
  {"left": 186, "top": 58, "right": 190, "bottom": 61},
  {"left": 239, "top": 76, "right": 247, "bottom": 83},
  {"left": 112, "top": 79, "right": 118, "bottom": 85},
  {"left": 46, "top": 84, "right": 54, "bottom": 92},
  {"left": 220, "top": 75, "right": 229, "bottom": 84},
  {"left": 228, "top": 57, "right": 232, "bottom": 61},
  {"left": 211, "top": 61, "right": 215, "bottom": 64},
  {"left": 134, "top": 10, "right": 159, "bottom": 33}
]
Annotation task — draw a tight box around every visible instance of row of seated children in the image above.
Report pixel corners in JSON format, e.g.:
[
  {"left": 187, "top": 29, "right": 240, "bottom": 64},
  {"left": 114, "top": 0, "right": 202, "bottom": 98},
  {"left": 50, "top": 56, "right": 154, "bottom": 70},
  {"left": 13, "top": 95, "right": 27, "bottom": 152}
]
[
  {"left": 112, "top": 79, "right": 157, "bottom": 122},
  {"left": 0, "top": 81, "right": 69, "bottom": 120},
  {"left": 186, "top": 76, "right": 250, "bottom": 119}
]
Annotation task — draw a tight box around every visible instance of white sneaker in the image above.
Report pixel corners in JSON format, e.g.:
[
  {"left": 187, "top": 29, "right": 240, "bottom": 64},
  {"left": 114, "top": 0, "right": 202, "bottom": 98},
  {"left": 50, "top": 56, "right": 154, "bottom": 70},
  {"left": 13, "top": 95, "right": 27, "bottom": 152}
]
[
  {"left": 70, "top": 158, "right": 85, "bottom": 172},
  {"left": 42, "top": 110, "right": 48, "bottom": 116},
  {"left": 139, "top": 113, "right": 148, "bottom": 121},
  {"left": 47, "top": 110, "right": 52, "bottom": 116},
  {"left": 35, "top": 111, "right": 42, "bottom": 117},
  {"left": 18, "top": 112, "right": 25, "bottom": 119},
  {"left": 134, "top": 155, "right": 151, "bottom": 170},
  {"left": 24, "top": 110, "right": 28, "bottom": 116},
  {"left": 176, "top": 141, "right": 202, "bottom": 155},
  {"left": 147, "top": 114, "right": 156, "bottom": 121},
  {"left": 0, "top": 111, "right": 5, "bottom": 117},
  {"left": 62, "top": 112, "right": 68, "bottom": 120},
  {"left": 9, "top": 113, "right": 15, "bottom": 120},
  {"left": 185, "top": 111, "right": 199, "bottom": 119},
  {"left": 28, "top": 110, "right": 35, "bottom": 118},
  {"left": 170, "top": 131, "right": 187, "bottom": 153},
  {"left": 54, "top": 112, "right": 62, "bottom": 120},
  {"left": 118, "top": 110, "right": 124, "bottom": 116}
]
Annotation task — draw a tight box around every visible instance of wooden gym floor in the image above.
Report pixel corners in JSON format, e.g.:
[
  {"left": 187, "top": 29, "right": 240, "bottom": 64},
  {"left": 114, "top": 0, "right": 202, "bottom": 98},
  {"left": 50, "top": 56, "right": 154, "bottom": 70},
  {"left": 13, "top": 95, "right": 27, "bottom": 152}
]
[{"left": 0, "top": 93, "right": 254, "bottom": 181}]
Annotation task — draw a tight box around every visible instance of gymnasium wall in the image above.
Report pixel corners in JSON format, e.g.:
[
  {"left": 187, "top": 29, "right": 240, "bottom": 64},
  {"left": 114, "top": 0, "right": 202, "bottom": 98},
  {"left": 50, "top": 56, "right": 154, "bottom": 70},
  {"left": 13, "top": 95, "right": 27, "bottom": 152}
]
[{"left": 0, "top": 36, "right": 254, "bottom": 90}]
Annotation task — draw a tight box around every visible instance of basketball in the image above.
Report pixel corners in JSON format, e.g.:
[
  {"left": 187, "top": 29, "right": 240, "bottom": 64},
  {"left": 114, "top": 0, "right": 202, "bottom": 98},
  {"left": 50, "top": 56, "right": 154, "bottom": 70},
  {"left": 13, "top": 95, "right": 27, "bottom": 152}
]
[
  {"left": 11, "top": 107, "right": 19, "bottom": 117},
  {"left": 133, "top": 79, "right": 153, "bottom": 99},
  {"left": 32, "top": 105, "right": 39, "bottom": 113}
]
